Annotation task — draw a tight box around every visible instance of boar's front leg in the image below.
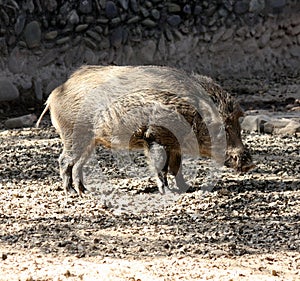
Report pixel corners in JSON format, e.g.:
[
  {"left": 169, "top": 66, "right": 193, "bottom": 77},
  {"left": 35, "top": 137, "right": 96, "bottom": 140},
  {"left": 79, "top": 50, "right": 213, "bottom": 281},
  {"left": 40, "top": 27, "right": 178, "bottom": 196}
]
[{"left": 145, "top": 141, "right": 169, "bottom": 194}]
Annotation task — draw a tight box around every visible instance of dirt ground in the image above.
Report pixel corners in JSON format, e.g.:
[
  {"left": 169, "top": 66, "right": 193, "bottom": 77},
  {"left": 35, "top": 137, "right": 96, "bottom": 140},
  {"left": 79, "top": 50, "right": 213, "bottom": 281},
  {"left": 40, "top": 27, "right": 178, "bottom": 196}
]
[{"left": 0, "top": 111, "right": 299, "bottom": 280}]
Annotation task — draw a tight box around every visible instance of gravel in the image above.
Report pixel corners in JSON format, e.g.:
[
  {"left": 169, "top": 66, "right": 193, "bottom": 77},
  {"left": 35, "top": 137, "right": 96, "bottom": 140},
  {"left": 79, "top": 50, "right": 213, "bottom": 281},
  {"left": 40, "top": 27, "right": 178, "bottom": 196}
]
[{"left": 0, "top": 117, "right": 299, "bottom": 280}]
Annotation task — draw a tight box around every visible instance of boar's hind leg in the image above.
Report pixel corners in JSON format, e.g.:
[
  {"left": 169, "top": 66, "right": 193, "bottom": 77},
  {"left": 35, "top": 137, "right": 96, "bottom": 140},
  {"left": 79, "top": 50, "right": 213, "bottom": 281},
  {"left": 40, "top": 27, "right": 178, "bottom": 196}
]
[
  {"left": 169, "top": 149, "right": 189, "bottom": 193},
  {"left": 59, "top": 151, "right": 76, "bottom": 194},
  {"left": 145, "top": 142, "right": 169, "bottom": 194},
  {"left": 71, "top": 141, "right": 95, "bottom": 196}
]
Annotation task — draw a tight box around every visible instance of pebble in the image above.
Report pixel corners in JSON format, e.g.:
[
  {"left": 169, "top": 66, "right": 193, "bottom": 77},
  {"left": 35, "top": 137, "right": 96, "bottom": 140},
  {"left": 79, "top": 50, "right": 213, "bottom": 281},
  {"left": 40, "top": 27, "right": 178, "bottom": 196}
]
[
  {"left": 56, "top": 36, "right": 71, "bottom": 45},
  {"left": 79, "top": 0, "right": 93, "bottom": 14},
  {"left": 44, "top": 31, "right": 58, "bottom": 40},
  {"left": 111, "top": 27, "right": 124, "bottom": 48},
  {"left": 86, "top": 30, "right": 102, "bottom": 42},
  {"left": 24, "top": 21, "right": 41, "bottom": 48},
  {"left": 5, "top": 114, "right": 37, "bottom": 129},
  {"left": 75, "top": 24, "right": 89, "bottom": 32},
  {"left": 14, "top": 13, "right": 26, "bottom": 35},
  {"left": 0, "top": 78, "right": 19, "bottom": 102},
  {"left": 106, "top": 1, "right": 118, "bottom": 19},
  {"left": 167, "top": 15, "right": 182, "bottom": 27}
]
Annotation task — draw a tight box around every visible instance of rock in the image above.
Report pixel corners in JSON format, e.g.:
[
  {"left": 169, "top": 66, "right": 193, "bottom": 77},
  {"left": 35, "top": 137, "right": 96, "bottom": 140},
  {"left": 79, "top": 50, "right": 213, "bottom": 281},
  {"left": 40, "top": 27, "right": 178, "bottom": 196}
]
[
  {"left": 44, "top": 31, "right": 58, "bottom": 40},
  {"left": 79, "top": 0, "right": 93, "bottom": 14},
  {"left": 15, "top": 13, "right": 27, "bottom": 35},
  {"left": 0, "top": 38, "right": 8, "bottom": 56},
  {"left": 136, "top": 39, "right": 156, "bottom": 63},
  {"left": 0, "top": 79, "right": 19, "bottom": 102},
  {"left": 290, "top": 46, "right": 300, "bottom": 57},
  {"left": 241, "top": 115, "right": 273, "bottom": 132},
  {"left": 234, "top": 1, "right": 249, "bottom": 14},
  {"left": 45, "top": 0, "right": 57, "bottom": 12},
  {"left": 291, "top": 24, "right": 300, "bottom": 36},
  {"left": 193, "top": 5, "right": 202, "bottom": 15},
  {"left": 106, "top": 1, "right": 118, "bottom": 19},
  {"left": 142, "top": 19, "right": 157, "bottom": 27},
  {"left": 167, "top": 15, "right": 182, "bottom": 27},
  {"left": 56, "top": 36, "right": 71, "bottom": 45},
  {"left": 34, "top": 79, "right": 43, "bottom": 101},
  {"left": 130, "top": 0, "right": 138, "bottom": 12},
  {"left": 84, "top": 37, "right": 97, "bottom": 49},
  {"left": 183, "top": 4, "right": 192, "bottom": 14},
  {"left": 5, "top": 114, "right": 37, "bottom": 129},
  {"left": 151, "top": 9, "right": 160, "bottom": 20},
  {"left": 249, "top": 0, "right": 265, "bottom": 13},
  {"left": 118, "top": 0, "right": 129, "bottom": 10},
  {"left": 140, "top": 7, "right": 149, "bottom": 17},
  {"left": 167, "top": 3, "right": 181, "bottom": 13},
  {"left": 75, "top": 24, "right": 89, "bottom": 32},
  {"left": 258, "top": 30, "right": 271, "bottom": 48},
  {"left": 24, "top": 21, "right": 41, "bottom": 49},
  {"left": 111, "top": 27, "right": 123, "bottom": 48},
  {"left": 84, "top": 48, "right": 98, "bottom": 64},
  {"left": 87, "top": 30, "right": 102, "bottom": 42},
  {"left": 68, "top": 10, "right": 80, "bottom": 25},
  {"left": 269, "top": 0, "right": 286, "bottom": 9},
  {"left": 39, "top": 49, "right": 58, "bottom": 66},
  {"left": 243, "top": 38, "right": 258, "bottom": 53}
]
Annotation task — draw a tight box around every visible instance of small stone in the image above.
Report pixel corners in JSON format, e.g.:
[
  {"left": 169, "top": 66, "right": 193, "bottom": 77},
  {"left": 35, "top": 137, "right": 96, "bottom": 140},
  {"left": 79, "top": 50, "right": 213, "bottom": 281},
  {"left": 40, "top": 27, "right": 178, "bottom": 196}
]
[
  {"left": 111, "top": 27, "right": 123, "bottom": 48},
  {"left": 24, "top": 21, "right": 41, "bottom": 48},
  {"left": 291, "top": 24, "right": 300, "bottom": 36},
  {"left": 167, "top": 15, "right": 181, "bottom": 27},
  {"left": 142, "top": 19, "right": 157, "bottom": 27},
  {"left": 118, "top": 0, "right": 128, "bottom": 10},
  {"left": 290, "top": 45, "right": 300, "bottom": 57},
  {"left": 167, "top": 3, "right": 181, "bottom": 13},
  {"left": 0, "top": 78, "right": 19, "bottom": 102},
  {"left": 193, "top": 5, "right": 202, "bottom": 15},
  {"left": 56, "top": 37, "right": 70, "bottom": 45},
  {"left": 183, "top": 4, "right": 191, "bottom": 14},
  {"left": 234, "top": 1, "right": 249, "bottom": 14},
  {"left": 249, "top": 0, "right": 265, "bottom": 13},
  {"left": 68, "top": 9, "right": 80, "bottom": 25},
  {"left": 5, "top": 114, "right": 37, "bottom": 129},
  {"left": 140, "top": 7, "right": 149, "bottom": 17},
  {"left": 151, "top": 9, "right": 160, "bottom": 20},
  {"left": 75, "top": 24, "right": 89, "bottom": 32},
  {"left": 130, "top": 0, "right": 138, "bottom": 13},
  {"left": 84, "top": 37, "right": 97, "bottom": 49},
  {"left": 15, "top": 13, "right": 27, "bottom": 35},
  {"left": 45, "top": 0, "right": 57, "bottom": 12},
  {"left": 269, "top": 0, "right": 286, "bottom": 9},
  {"left": 99, "top": 37, "right": 110, "bottom": 49},
  {"left": 39, "top": 49, "right": 58, "bottom": 66},
  {"left": 34, "top": 79, "right": 43, "bottom": 101},
  {"left": 79, "top": 0, "right": 93, "bottom": 14},
  {"left": 1, "top": 253, "right": 7, "bottom": 260},
  {"left": 44, "top": 31, "right": 58, "bottom": 40},
  {"left": 87, "top": 30, "right": 102, "bottom": 42},
  {"left": 127, "top": 16, "right": 140, "bottom": 24},
  {"left": 106, "top": 1, "right": 118, "bottom": 19},
  {"left": 0, "top": 38, "right": 8, "bottom": 56}
]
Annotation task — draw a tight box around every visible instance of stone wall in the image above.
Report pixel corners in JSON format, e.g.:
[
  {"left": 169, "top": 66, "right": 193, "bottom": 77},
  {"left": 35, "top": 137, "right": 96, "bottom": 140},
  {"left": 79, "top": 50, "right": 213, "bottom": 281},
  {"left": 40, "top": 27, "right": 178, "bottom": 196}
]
[{"left": 0, "top": 0, "right": 300, "bottom": 106}]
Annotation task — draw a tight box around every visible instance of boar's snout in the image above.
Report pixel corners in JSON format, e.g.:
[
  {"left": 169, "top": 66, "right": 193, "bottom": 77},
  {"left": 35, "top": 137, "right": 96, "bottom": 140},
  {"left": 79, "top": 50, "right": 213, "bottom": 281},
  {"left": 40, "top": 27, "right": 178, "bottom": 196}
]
[{"left": 225, "top": 148, "right": 255, "bottom": 173}]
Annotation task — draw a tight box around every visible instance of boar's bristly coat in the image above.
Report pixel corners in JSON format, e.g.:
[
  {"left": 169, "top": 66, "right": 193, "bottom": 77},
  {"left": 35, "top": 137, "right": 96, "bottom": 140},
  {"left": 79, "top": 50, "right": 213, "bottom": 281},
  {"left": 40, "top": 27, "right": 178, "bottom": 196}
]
[{"left": 37, "top": 65, "right": 254, "bottom": 195}]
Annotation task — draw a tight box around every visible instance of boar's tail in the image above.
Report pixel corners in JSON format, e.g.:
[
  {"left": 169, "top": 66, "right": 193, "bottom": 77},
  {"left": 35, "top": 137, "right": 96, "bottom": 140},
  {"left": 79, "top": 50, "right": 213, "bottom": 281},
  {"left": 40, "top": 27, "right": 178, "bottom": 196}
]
[{"left": 36, "top": 102, "right": 50, "bottom": 128}]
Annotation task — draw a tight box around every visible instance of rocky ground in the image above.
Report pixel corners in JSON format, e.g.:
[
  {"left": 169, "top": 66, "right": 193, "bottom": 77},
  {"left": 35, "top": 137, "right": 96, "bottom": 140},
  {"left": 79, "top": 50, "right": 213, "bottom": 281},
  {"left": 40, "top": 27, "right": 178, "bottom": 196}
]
[{"left": 0, "top": 107, "right": 299, "bottom": 280}]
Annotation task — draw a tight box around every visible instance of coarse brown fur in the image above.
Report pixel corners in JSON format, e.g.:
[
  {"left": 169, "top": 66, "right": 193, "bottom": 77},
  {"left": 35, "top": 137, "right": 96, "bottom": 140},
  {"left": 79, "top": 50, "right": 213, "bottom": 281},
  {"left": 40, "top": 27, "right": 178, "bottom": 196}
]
[{"left": 37, "top": 65, "right": 254, "bottom": 195}]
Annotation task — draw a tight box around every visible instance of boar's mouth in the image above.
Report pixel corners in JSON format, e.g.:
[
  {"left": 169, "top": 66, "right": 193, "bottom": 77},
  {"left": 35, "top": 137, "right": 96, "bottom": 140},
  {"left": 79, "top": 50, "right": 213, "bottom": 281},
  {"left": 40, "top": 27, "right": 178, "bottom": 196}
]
[{"left": 225, "top": 149, "right": 255, "bottom": 173}]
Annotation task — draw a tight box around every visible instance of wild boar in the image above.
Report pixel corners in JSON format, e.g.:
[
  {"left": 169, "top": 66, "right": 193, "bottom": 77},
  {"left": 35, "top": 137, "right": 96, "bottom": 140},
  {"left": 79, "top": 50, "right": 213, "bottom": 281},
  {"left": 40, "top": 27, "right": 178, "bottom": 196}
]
[{"left": 37, "top": 65, "right": 254, "bottom": 195}]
